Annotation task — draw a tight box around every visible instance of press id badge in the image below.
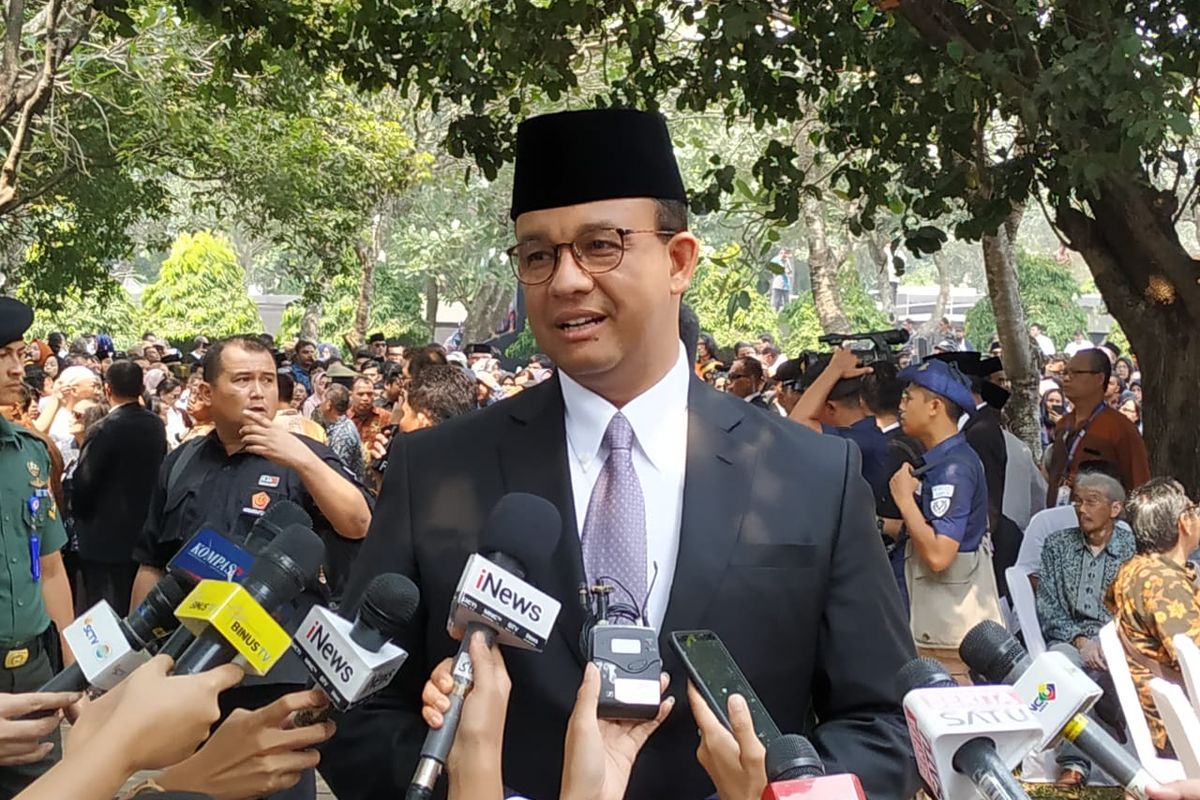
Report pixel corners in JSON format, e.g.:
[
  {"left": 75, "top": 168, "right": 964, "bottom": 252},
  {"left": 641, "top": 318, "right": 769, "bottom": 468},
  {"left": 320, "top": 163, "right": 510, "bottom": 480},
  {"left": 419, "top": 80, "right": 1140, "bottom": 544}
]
[{"left": 1057, "top": 485, "right": 1072, "bottom": 507}]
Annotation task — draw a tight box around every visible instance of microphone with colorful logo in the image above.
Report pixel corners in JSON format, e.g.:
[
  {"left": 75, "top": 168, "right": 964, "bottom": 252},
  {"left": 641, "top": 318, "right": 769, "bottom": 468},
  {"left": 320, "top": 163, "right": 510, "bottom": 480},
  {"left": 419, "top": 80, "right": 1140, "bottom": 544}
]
[
  {"left": 406, "top": 493, "right": 563, "bottom": 800},
  {"left": 170, "top": 524, "right": 324, "bottom": 677},
  {"left": 759, "top": 734, "right": 867, "bottom": 800},
  {"left": 157, "top": 502, "right": 313, "bottom": 661},
  {"left": 899, "top": 657, "right": 1039, "bottom": 800},
  {"left": 289, "top": 572, "right": 420, "bottom": 726},
  {"left": 960, "top": 620, "right": 1164, "bottom": 798},
  {"left": 37, "top": 573, "right": 193, "bottom": 693}
]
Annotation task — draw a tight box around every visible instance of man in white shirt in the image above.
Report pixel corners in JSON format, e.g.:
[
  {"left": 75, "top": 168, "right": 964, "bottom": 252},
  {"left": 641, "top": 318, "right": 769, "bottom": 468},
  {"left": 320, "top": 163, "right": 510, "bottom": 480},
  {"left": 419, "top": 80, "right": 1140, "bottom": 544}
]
[
  {"left": 1031, "top": 322, "right": 1057, "bottom": 357},
  {"left": 327, "top": 108, "right": 919, "bottom": 800},
  {"left": 1064, "top": 330, "right": 1094, "bottom": 357}
]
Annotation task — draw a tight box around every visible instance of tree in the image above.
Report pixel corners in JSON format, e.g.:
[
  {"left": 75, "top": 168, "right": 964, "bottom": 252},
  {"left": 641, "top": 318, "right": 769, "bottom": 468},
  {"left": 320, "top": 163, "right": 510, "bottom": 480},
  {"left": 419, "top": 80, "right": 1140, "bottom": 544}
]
[
  {"left": 778, "top": 263, "right": 889, "bottom": 355},
  {"left": 139, "top": 231, "right": 261, "bottom": 340},
  {"left": 965, "top": 250, "right": 1088, "bottom": 357},
  {"left": 277, "top": 261, "right": 428, "bottom": 345},
  {"left": 684, "top": 244, "right": 779, "bottom": 355},
  {"left": 24, "top": 283, "right": 140, "bottom": 346},
  {"left": 223, "top": 0, "right": 1200, "bottom": 485}
]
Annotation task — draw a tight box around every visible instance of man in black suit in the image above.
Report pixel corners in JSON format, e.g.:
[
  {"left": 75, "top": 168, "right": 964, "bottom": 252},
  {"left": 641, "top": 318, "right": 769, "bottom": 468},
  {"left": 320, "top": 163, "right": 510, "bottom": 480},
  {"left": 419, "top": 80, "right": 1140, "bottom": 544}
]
[
  {"left": 71, "top": 360, "right": 167, "bottom": 615},
  {"left": 322, "top": 109, "right": 918, "bottom": 800}
]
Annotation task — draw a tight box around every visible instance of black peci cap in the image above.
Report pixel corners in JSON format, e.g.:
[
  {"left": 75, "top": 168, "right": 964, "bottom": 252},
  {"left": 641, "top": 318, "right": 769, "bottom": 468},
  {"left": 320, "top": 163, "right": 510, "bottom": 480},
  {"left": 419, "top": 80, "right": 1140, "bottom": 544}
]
[
  {"left": 0, "top": 297, "right": 33, "bottom": 348},
  {"left": 510, "top": 108, "right": 688, "bottom": 220}
]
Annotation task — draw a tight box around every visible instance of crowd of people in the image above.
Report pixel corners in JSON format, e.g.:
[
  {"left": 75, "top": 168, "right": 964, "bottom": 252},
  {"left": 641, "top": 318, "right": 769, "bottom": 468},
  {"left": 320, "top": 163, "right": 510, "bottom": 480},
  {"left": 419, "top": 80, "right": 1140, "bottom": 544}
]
[{"left": 0, "top": 104, "right": 1198, "bottom": 800}]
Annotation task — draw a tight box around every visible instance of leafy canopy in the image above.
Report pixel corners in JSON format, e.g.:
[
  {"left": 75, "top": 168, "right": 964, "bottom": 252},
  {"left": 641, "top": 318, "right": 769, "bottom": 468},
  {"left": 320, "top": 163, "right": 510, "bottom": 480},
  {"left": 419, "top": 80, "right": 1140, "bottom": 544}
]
[
  {"left": 965, "top": 250, "right": 1087, "bottom": 351},
  {"left": 140, "top": 231, "right": 262, "bottom": 340}
]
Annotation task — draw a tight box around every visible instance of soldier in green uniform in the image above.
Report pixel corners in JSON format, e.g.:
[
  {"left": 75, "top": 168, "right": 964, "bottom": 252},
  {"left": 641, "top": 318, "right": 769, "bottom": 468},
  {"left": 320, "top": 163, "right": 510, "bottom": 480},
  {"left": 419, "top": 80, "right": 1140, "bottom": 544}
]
[{"left": 0, "top": 297, "right": 79, "bottom": 797}]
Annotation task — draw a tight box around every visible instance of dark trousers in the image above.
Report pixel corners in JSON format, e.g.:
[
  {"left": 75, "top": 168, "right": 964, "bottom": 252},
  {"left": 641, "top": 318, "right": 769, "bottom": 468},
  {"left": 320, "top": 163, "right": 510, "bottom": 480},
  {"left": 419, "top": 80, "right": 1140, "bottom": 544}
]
[
  {"left": 219, "top": 683, "right": 316, "bottom": 800},
  {"left": 78, "top": 559, "right": 139, "bottom": 617},
  {"left": 0, "top": 637, "right": 60, "bottom": 800}
]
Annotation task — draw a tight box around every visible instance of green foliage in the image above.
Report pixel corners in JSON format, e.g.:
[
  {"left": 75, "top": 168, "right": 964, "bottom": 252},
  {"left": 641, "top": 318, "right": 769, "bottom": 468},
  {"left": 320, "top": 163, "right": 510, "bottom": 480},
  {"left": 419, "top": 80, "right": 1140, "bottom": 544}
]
[
  {"left": 504, "top": 327, "right": 539, "bottom": 362},
  {"left": 140, "top": 232, "right": 262, "bottom": 340},
  {"left": 277, "top": 265, "right": 429, "bottom": 344},
  {"left": 23, "top": 283, "right": 142, "bottom": 348},
  {"left": 965, "top": 251, "right": 1087, "bottom": 350},
  {"left": 778, "top": 298, "right": 824, "bottom": 356},
  {"left": 778, "top": 265, "right": 889, "bottom": 356},
  {"left": 685, "top": 245, "right": 779, "bottom": 353}
]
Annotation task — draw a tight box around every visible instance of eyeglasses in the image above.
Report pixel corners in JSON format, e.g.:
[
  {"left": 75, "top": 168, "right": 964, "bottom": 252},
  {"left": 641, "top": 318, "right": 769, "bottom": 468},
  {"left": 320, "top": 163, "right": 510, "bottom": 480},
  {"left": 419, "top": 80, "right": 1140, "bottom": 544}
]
[
  {"left": 727, "top": 372, "right": 751, "bottom": 381},
  {"left": 506, "top": 228, "right": 678, "bottom": 286},
  {"left": 1064, "top": 369, "right": 1102, "bottom": 377}
]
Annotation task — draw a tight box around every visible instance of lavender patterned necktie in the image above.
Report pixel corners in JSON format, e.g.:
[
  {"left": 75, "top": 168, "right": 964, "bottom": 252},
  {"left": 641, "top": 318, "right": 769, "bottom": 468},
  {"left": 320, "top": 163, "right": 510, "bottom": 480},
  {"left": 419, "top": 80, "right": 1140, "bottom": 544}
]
[{"left": 581, "top": 412, "right": 648, "bottom": 612}]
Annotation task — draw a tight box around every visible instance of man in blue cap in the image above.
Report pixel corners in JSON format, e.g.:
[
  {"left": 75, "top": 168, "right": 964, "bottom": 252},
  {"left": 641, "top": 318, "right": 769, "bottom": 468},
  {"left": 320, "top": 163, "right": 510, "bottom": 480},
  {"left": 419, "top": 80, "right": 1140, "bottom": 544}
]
[{"left": 889, "top": 358, "right": 996, "bottom": 681}]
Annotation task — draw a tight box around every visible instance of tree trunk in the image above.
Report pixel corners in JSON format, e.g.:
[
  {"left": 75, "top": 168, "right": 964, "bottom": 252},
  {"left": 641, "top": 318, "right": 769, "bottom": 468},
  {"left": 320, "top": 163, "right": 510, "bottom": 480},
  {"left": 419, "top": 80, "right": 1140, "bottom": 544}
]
[
  {"left": 461, "top": 280, "right": 512, "bottom": 344},
  {"left": 983, "top": 206, "right": 1041, "bottom": 459},
  {"left": 1057, "top": 176, "right": 1200, "bottom": 493},
  {"left": 299, "top": 301, "right": 321, "bottom": 343},
  {"left": 866, "top": 234, "right": 896, "bottom": 322},
  {"left": 918, "top": 253, "right": 952, "bottom": 339},
  {"left": 802, "top": 195, "right": 852, "bottom": 333},
  {"left": 424, "top": 275, "right": 439, "bottom": 338},
  {"left": 352, "top": 214, "right": 384, "bottom": 344}
]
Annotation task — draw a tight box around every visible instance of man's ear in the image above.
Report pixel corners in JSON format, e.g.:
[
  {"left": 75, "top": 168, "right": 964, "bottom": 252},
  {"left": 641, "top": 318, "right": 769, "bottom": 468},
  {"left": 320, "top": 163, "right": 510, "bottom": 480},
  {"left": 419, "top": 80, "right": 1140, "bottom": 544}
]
[
  {"left": 416, "top": 410, "right": 435, "bottom": 430},
  {"left": 667, "top": 232, "right": 701, "bottom": 296}
]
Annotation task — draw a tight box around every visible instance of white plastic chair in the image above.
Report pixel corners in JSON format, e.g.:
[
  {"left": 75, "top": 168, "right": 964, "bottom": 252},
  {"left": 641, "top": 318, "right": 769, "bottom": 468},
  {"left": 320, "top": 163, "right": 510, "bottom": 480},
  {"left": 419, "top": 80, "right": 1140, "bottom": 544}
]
[
  {"left": 1098, "top": 622, "right": 1186, "bottom": 782},
  {"left": 1174, "top": 634, "right": 1200, "bottom": 718},
  {"left": 1150, "top": 677, "right": 1200, "bottom": 779},
  {"left": 1005, "top": 565, "right": 1046, "bottom": 657}
]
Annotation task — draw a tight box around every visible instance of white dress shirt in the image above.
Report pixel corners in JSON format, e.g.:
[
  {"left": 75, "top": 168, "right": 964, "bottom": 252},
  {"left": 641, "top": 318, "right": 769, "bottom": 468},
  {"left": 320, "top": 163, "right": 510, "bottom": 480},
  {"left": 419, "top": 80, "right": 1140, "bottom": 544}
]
[{"left": 559, "top": 343, "right": 689, "bottom": 630}]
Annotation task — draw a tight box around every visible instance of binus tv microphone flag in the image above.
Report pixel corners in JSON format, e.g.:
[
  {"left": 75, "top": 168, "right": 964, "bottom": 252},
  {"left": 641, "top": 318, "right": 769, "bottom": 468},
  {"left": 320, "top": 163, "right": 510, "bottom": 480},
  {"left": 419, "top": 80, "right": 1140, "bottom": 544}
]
[
  {"left": 406, "top": 493, "right": 564, "bottom": 800},
  {"left": 157, "top": 501, "right": 311, "bottom": 661},
  {"left": 171, "top": 524, "right": 324, "bottom": 677},
  {"left": 290, "top": 572, "right": 421, "bottom": 727}
]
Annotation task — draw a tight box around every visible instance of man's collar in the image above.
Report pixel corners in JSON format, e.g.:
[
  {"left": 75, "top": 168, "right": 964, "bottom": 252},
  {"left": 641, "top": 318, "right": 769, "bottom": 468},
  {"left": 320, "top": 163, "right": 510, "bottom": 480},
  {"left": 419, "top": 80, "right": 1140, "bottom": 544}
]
[
  {"left": 560, "top": 342, "right": 689, "bottom": 473},
  {"left": 1070, "top": 525, "right": 1135, "bottom": 558}
]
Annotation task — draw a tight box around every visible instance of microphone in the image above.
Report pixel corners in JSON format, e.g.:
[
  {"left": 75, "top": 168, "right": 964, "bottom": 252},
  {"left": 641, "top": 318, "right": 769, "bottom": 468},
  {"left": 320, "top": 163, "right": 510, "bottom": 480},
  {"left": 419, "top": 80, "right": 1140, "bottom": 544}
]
[
  {"left": 290, "top": 572, "right": 420, "bottom": 725},
  {"left": 407, "top": 493, "right": 564, "bottom": 800},
  {"left": 40, "top": 573, "right": 192, "bottom": 692},
  {"left": 899, "top": 657, "right": 1039, "bottom": 800},
  {"left": 760, "top": 734, "right": 867, "bottom": 799},
  {"left": 171, "top": 524, "right": 325, "bottom": 676},
  {"left": 960, "top": 621, "right": 1162, "bottom": 798},
  {"left": 158, "top": 503, "right": 311, "bottom": 660}
]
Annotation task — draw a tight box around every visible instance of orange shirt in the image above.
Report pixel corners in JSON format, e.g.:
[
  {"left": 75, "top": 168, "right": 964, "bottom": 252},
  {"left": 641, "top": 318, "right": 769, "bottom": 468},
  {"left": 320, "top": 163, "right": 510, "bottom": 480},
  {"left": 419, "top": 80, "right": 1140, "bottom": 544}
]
[{"left": 1046, "top": 406, "right": 1150, "bottom": 506}]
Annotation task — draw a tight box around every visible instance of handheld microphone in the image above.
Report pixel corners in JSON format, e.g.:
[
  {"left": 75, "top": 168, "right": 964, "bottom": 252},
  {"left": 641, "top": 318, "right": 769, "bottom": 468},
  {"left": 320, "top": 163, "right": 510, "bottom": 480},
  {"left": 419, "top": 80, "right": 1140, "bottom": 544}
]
[
  {"left": 899, "top": 657, "right": 1039, "bottom": 800},
  {"left": 291, "top": 572, "right": 420, "bottom": 726},
  {"left": 158, "top": 504, "right": 311, "bottom": 660},
  {"left": 960, "top": 620, "right": 1162, "bottom": 797},
  {"left": 407, "top": 493, "right": 564, "bottom": 800},
  {"left": 172, "top": 525, "right": 324, "bottom": 676},
  {"left": 40, "top": 573, "right": 192, "bottom": 692},
  {"left": 760, "top": 734, "right": 867, "bottom": 799}
]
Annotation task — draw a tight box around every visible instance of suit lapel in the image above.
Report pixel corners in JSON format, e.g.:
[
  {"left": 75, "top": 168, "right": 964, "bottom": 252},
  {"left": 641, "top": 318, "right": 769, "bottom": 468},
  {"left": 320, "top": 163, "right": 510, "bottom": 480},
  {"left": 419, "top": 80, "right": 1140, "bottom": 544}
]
[
  {"left": 498, "top": 376, "right": 589, "bottom": 665},
  {"left": 660, "top": 378, "right": 756, "bottom": 642}
]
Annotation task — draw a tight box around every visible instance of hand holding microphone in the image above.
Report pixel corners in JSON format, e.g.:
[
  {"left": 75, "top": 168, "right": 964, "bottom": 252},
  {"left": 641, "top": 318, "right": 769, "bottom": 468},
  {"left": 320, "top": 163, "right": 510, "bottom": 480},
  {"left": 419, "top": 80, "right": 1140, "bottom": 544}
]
[
  {"left": 688, "top": 683, "right": 767, "bottom": 800},
  {"left": 560, "top": 663, "right": 673, "bottom": 800},
  {"left": 1149, "top": 781, "right": 1200, "bottom": 800},
  {"left": 158, "top": 688, "right": 334, "bottom": 800},
  {"left": 422, "top": 631, "right": 511, "bottom": 800},
  {"left": 0, "top": 692, "right": 81, "bottom": 766},
  {"left": 67, "top": 655, "right": 243, "bottom": 771}
]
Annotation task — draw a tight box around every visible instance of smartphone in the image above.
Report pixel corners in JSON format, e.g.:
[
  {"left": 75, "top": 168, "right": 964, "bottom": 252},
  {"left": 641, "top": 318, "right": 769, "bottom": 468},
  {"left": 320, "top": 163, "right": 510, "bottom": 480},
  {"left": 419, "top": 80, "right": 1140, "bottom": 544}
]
[{"left": 670, "top": 630, "right": 781, "bottom": 746}]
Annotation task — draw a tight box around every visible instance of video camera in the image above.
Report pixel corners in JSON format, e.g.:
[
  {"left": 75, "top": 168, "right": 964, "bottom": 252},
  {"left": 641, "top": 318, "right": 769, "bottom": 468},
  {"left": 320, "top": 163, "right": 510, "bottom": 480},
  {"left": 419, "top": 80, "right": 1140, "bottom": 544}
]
[
  {"left": 792, "top": 329, "right": 909, "bottom": 381},
  {"left": 815, "top": 329, "right": 910, "bottom": 365}
]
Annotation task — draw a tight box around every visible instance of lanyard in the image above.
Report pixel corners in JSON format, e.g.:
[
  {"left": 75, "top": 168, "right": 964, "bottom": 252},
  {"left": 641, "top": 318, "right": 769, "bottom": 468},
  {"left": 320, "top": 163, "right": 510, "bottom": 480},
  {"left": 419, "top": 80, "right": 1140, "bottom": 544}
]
[{"left": 1064, "top": 403, "right": 1106, "bottom": 466}]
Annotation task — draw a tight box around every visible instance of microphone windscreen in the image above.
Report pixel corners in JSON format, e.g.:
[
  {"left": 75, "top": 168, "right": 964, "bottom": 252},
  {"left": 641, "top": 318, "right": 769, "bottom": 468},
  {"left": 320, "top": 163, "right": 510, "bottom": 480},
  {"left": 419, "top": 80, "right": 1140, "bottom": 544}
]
[
  {"left": 896, "top": 657, "right": 957, "bottom": 695},
  {"left": 766, "top": 733, "right": 824, "bottom": 781},
  {"left": 479, "top": 493, "right": 562, "bottom": 572},
  {"left": 257, "top": 499, "right": 314, "bottom": 536},
  {"left": 360, "top": 573, "right": 421, "bottom": 639},
  {"left": 247, "top": 524, "right": 325, "bottom": 597},
  {"left": 958, "top": 619, "right": 1023, "bottom": 680},
  {"left": 155, "top": 572, "right": 193, "bottom": 608}
]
